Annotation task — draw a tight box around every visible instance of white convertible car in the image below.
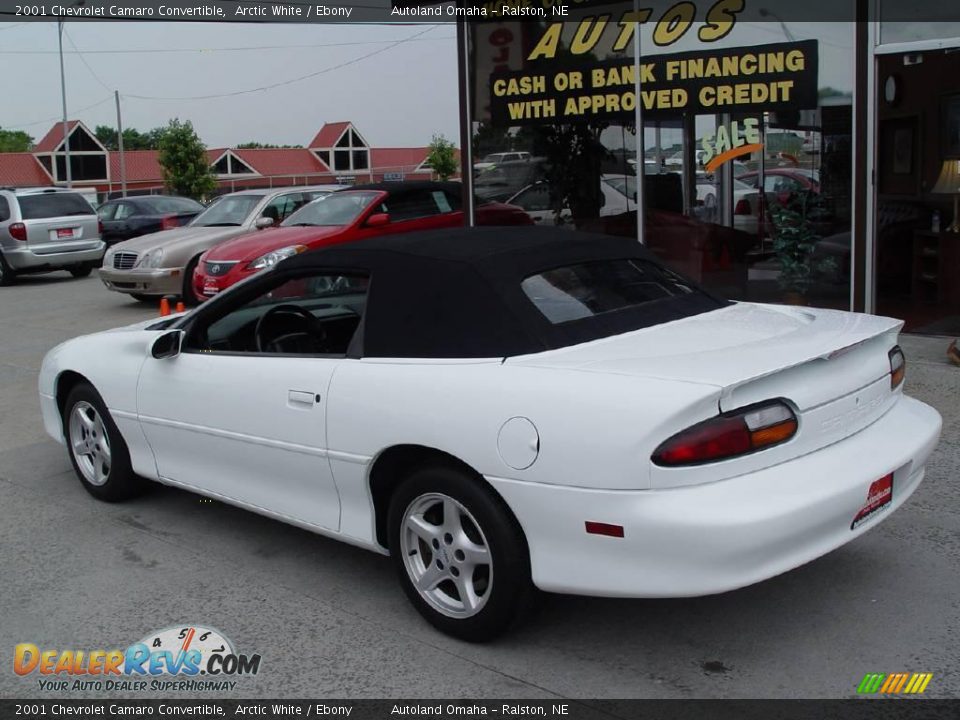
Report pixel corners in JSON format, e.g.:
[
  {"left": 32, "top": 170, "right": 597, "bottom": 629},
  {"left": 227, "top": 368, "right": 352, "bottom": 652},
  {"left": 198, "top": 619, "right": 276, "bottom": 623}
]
[{"left": 39, "top": 228, "right": 942, "bottom": 640}]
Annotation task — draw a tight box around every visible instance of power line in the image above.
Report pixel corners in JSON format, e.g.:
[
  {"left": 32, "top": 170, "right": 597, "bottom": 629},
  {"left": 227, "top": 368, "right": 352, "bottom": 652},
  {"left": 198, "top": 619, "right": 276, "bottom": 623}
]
[
  {"left": 0, "top": 35, "right": 455, "bottom": 55},
  {"left": 125, "top": 25, "right": 438, "bottom": 101},
  {"left": 4, "top": 95, "right": 113, "bottom": 130},
  {"left": 63, "top": 26, "right": 114, "bottom": 93}
]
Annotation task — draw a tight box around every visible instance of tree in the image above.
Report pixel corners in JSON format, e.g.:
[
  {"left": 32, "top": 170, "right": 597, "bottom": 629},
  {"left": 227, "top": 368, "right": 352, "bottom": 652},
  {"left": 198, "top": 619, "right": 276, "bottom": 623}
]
[
  {"left": 157, "top": 119, "right": 217, "bottom": 201},
  {"left": 94, "top": 125, "right": 164, "bottom": 151},
  {"left": 0, "top": 128, "right": 34, "bottom": 153},
  {"left": 426, "top": 134, "right": 458, "bottom": 181}
]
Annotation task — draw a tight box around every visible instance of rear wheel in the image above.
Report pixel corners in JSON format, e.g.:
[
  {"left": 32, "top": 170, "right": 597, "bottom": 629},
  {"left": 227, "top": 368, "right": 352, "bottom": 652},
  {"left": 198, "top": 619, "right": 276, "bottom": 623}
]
[
  {"left": 69, "top": 264, "right": 93, "bottom": 278},
  {"left": 181, "top": 255, "right": 201, "bottom": 307},
  {"left": 388, "top": 464, "right": 535, "bottom": 641},
  {"left": 63, "top": 383, "right": 145, "bottom": 502},
  {"left": 0, "top": 253, "right": 16, "bottom": 286}
]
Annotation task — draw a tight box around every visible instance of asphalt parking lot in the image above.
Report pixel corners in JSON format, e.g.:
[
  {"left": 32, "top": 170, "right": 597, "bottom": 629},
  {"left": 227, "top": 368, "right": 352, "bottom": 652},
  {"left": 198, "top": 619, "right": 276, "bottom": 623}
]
[{"left": 1, "top": 270, "right": 958, "bottom": 700}]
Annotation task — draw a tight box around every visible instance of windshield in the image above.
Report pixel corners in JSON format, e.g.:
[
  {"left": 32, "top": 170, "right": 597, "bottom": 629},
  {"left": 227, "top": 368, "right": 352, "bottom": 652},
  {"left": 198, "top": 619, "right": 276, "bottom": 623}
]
[
  {"left": 190, "top": 194, "right": 261, "bottom": 227},
  {"left": 141, "top": 197, "right": 204, "bottom": 214},
  {"left": 603, "top": 176, "right": 637, "bottom": 199},
  {"left": 281, "top": 191, "right": 380, "bottom": 227}
]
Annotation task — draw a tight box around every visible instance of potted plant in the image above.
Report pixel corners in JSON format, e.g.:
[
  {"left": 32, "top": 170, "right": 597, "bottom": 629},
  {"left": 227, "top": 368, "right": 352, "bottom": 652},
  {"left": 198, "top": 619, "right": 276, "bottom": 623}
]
[{"left": 767, "top": 190, "right": 836, "bottom": 304}]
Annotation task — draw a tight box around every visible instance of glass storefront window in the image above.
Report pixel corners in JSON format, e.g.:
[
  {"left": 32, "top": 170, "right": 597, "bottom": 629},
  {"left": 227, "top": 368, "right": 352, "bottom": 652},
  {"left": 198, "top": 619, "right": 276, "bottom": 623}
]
[{"left": 468, "top": 11, "right": 855, "bottom": 311}]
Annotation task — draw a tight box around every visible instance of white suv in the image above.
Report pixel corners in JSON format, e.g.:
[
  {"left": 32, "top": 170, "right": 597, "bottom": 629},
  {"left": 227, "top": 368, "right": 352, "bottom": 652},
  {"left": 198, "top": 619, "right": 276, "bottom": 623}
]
[{"left": 0, "top": 187, "right": 104, "bottom": 286}]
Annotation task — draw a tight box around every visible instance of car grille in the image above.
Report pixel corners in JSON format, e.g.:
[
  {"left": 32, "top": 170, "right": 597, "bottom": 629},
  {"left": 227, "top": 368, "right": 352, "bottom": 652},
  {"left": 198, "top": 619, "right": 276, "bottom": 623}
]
[
  {"left": 204, "top": 261, "right": 237, "bottom": 277},
  {"left": 113, "top": 252, "right": 138, "bottom": 270}
]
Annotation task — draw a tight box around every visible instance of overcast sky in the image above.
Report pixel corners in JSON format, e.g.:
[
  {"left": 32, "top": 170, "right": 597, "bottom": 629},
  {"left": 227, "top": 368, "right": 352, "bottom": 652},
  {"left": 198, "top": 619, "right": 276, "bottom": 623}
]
[
  {"left": 0, "top": 22, "right": 460, "bottom": 149},
  {"left": 0, "top": 19, "right": 859, "bottom": 151}
]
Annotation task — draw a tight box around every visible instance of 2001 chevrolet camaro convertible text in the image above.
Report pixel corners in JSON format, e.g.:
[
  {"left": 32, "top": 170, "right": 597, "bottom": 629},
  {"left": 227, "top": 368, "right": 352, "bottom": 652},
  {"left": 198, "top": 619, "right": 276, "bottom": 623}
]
[{"left": 39, "top": 227, "right": 942, "bottom": 640}]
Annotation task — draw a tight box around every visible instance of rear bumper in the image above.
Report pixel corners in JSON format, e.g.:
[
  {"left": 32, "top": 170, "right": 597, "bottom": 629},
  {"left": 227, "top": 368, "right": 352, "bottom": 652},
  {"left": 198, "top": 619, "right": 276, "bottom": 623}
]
[
  {"left": 5, "top": 241, "right": 105, "bottom": 271},
  {"left": 99, "top": 266, "right": 183, "bottom": 297},
  {"left": 487, "top": 396, "right": 941, "bottom": 598}
]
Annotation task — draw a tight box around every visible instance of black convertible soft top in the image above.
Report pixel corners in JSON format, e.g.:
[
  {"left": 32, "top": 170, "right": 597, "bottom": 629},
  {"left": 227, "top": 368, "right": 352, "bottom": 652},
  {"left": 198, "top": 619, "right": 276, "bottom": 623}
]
[{"left": 280, "top": 227, "right": 726, "bottom": 358}]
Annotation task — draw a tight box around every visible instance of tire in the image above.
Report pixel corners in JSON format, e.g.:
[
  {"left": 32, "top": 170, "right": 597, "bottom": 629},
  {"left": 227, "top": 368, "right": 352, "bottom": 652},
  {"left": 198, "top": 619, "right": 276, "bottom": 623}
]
[
  {"left": 181, "top": 255, "right": 201, "bottom": 307},
  {"left": 0, "top": 252, "right": 16, "bottom": 287},
  {"left": 130, "top": 293, "right": 156, "bottom": 304},
  {"left": 69, "top": 264, "right": 93, "bottom": 278},
  {"left": 62, "top": 383, "right": 145, "bottom": 502},
  {"left": 387, "top": 463, "right": 535, "bottom": 642}
]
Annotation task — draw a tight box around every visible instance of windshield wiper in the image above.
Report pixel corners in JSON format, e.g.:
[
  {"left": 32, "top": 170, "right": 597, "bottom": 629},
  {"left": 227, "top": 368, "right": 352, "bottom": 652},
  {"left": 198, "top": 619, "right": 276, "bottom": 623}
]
[
  {"left": 197, "top": 222, "right": 242, "bottom": 227},
  {"left": 288, "top": 222, "right": 319, "bottom": 227}
]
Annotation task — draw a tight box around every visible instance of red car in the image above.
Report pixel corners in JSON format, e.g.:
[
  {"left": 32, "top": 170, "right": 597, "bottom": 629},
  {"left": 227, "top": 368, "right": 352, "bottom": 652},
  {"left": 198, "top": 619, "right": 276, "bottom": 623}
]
[{"left": 193, "top": 181, "right": 532, "bottom": 300}]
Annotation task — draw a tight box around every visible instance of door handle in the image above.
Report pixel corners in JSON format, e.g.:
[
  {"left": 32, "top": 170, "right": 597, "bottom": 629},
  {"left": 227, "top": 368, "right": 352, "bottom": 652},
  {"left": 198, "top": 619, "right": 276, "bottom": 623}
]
[{"left": 287, "top": 390, "right": 317, "bottom": 408}]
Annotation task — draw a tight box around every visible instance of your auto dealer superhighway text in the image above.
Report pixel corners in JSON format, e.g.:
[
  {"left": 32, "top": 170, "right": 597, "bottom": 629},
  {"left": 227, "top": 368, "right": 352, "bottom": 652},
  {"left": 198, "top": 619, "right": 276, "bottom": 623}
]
[{"left": 19, "top": 4, "right": 354, "bottom": 18}]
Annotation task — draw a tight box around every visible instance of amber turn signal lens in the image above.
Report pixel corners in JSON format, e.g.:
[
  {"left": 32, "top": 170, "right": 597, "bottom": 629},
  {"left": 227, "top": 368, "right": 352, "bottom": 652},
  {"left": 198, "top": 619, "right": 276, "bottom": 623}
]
[{"left": 889, "top": 346, "right": 906, "bottom": 389}]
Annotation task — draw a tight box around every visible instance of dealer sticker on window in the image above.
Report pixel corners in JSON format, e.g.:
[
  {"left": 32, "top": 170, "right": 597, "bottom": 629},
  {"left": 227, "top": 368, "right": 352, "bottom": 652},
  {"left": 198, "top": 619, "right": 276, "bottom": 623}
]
[{"left": 851, "top": 473, "right": 893, "bottom": 530}]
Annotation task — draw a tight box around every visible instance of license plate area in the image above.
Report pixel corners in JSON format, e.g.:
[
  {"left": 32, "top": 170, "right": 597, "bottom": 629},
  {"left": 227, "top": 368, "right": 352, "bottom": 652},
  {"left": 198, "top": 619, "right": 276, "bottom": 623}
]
[
  {"left": 54, "top": 228, "right": 76, "bottom": 240},
  {"left": 851, "top": 472, "right": 894, "bottom": 530},
  {"left": 203, "top": 280, "right": 220, "bottom": 296}
]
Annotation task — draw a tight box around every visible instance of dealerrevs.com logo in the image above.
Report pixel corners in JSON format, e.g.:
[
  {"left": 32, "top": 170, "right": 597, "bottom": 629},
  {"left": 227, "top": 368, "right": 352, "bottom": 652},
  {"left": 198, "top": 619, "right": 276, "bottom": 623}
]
[{"left": 14, "top": 625, "right": 261, "bottom": 692}]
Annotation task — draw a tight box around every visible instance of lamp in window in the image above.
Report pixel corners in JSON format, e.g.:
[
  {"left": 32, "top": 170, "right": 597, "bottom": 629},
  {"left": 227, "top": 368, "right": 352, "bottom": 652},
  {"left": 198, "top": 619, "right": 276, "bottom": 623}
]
[{"left": 932, "top": 159, "right": 960, "bottom": 233}]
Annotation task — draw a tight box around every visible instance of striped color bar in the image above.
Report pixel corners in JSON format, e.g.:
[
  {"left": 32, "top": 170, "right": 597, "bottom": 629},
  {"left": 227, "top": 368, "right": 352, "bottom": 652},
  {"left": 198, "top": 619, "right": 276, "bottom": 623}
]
[{"left": 857, "top": 673, "right": 933, "bottom": 694}]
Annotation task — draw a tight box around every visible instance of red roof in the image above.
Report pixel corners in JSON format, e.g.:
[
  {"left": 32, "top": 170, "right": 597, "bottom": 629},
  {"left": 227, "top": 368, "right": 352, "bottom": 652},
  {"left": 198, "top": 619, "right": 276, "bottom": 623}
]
[
  {"left": 309, "top": 122, "right": 351, "bottom": 149},
  {"left": 34, "top": 121, "right": 81, "bottom": 153},
  {"left": 233, "top": 148, "right": 328, "bottom": 175},
  {"left": 0, "top": 153, "right": 53, "bottom": 187},
  {"left": 109, "top": 151, "right": 163, "bottom": 183},
  {"left": 371, "top": 148, "right": 433, "bottom": 174}
]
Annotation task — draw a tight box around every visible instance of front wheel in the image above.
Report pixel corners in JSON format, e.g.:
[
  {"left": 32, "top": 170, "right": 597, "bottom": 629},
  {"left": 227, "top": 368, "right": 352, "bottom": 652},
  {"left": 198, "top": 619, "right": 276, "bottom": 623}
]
[
  {"left": 181, "top": 255, "right": 201, "bottom": 307},
  {"left": 388, "top": 464, "right": 535, "bottom": 641},
  {"left": 63, "top": 383, "right": 145, "bottom": 502}
]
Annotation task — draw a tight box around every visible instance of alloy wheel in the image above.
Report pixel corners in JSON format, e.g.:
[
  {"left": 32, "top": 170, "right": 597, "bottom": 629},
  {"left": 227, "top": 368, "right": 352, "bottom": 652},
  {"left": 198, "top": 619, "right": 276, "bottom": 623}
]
[
  {"left": 400, "top": 492, "right": 493, "bottom": 619},
  {"left": 68, "top": 401, "right": 112, "bottom": 486}
]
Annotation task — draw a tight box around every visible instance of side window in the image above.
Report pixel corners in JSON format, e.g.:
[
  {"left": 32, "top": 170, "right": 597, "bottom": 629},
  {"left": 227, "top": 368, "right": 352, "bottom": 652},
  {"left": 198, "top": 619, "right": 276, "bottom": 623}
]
[
  {"left": 114, "top": 203, "right": 135, "bottom": 220},
  {"left": 0, "top": 197, "right": 9, "bottom": 222},
  {"left": 98, "top": 203, "right": 117, "bottom": 221},
  {"left": 262, "top": 194, "right": 300, "bottom": 224},
  {"left": 382, "top": 190, "right": 442, "bottom": 222},
  {"left": 191, "top": 272, "right": 370, "bottom": 356}
]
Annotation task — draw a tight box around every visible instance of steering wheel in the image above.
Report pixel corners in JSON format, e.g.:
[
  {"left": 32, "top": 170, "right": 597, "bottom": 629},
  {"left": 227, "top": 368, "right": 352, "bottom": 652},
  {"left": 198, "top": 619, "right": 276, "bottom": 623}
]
[{"left": 254, "top": 304, "right": 326, "bottom": 353}]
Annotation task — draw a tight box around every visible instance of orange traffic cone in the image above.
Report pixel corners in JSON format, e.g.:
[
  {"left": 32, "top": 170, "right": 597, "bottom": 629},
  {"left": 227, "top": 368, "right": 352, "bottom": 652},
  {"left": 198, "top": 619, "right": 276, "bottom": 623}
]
[
  {"left": 159, "top": 297, "right": 171, "bottom": 317},
  {"left": 175, "top": 301, "right": 185, "bottom": 313}
]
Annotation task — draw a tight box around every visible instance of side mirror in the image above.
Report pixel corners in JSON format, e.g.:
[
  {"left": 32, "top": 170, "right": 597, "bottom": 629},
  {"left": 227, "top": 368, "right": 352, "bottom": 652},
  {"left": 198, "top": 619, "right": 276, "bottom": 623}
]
[
  {"left": 365, "top": 213, "right": 390, "bottom": 228},
  {"left": 151, "top": 330, "right": 184, "bottom": 360},
  {"left": 255, "top": 216, "right": 275, "bottom": 230}
]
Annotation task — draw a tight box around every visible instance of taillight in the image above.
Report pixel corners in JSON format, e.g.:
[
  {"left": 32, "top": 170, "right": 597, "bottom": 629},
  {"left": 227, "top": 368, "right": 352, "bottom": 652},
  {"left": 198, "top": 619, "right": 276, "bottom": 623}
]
[
  {"left": 652, "top": 401, "right": 798, "bottom": 467},
  {"left": 97, "top": 220, "right": 104, "bottom": 235},
  {"left": 889, "top": 346, "right": 905, "bottom": 389},
  {"left": 734, "top": 199, "right": 751, "bottom": 215},
  {"left": 9, "top": 222, "right": 26, "bottom": 241}
]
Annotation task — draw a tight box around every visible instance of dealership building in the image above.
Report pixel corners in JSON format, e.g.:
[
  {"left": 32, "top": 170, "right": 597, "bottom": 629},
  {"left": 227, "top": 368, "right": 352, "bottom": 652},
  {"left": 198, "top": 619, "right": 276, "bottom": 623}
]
[
  {"left": 458, "top": 5, "right": 960, "bottom": 336},
  {"left": 0, "top": 119, "right": 448, "bottom": 198}
]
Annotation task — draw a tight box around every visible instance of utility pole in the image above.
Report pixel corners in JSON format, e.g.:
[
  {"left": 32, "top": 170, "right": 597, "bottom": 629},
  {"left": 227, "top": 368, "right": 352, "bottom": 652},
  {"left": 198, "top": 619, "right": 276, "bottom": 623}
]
[
  {"left": 57, "top": 20, "right": 72, "bottom": 189},
  {"left": 115, "top": 90, "right": 127, "bottom": 197}
]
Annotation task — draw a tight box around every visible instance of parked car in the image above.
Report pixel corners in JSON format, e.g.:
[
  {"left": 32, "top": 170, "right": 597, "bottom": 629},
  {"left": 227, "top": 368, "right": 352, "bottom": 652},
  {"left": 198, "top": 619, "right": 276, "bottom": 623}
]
[
  {"left": 40, "top": 227, "right": 940, "bottom": 640},
  {"left": 473, "top": 151, "right": 531, "bottom": 172},
  {"left": 694, "top": 175, "right": 761, "bottom": 235},
  {"left": 98, "top": 195, "right": 205, "bottom": 244},
  {"left": 99, "top": 185, "right": 344, "bottom": 304},
  {"left": 192, "top": 181, "right": 531, "bottom": 299},
  {"left": 506, "top": 175, "right": 637, "bottom": 226},
  {"left": 0, "top": 187, "right": 104, "bottom": 286},
  {"left": 474, "top": 158, "right": 547, "bottom": 203}
]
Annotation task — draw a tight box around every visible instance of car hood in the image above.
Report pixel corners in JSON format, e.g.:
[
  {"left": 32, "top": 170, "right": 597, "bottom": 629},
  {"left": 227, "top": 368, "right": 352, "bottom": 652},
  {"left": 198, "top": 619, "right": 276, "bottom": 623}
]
[
  {"left": 509, "top": 303, "right": 902, "bottom": 409},
  {"left": 202, "top": 226, "right": 348, "bottom": 262},
  {"left": 107, "top": 225, "right": 251, "bottom": 257}
]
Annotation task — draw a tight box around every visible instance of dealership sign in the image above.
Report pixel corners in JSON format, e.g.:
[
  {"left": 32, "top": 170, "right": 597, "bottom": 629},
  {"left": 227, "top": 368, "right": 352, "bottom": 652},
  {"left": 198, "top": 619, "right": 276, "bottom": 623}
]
[{"left": 489, "top": 40, "right": 818, "bottom": 126}]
